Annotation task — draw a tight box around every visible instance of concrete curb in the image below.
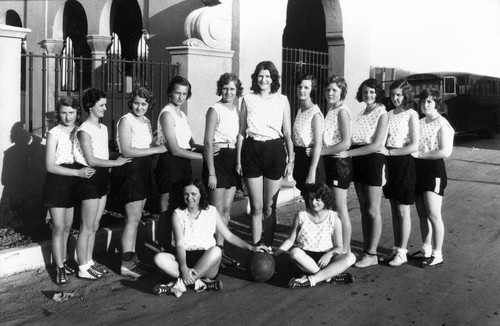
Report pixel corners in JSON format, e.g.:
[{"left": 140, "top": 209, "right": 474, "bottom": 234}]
[{"left": 0, "top": 186, "right": 300, "bottom": 278}]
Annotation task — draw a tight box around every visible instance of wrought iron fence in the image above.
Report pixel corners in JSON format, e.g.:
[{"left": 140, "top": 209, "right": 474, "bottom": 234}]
[
  {"left": 282, "top": 47, "right": 330, "bottom": 119},
  {"left": 20, "top": 53, "right": 179, "bottom": 139}
]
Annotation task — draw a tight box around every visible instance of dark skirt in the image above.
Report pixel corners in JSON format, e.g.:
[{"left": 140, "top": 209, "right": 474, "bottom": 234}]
[
  {"left": 383, "top": 154, "right": 416, "bottom": 204},
  {"left": 155, "top": 151, "right": 192, "bottom": 194},
  {"left": 77, "top": 166, "right": 110, "bottom": 200},
  {"left": 324, "top": 156, "right": 353, "bottom": 190},
  {"left": 113, "top": 156, "right": 152, "bottom": 204},
  {"left": 43, "top": 163, "right": 80, "bottom": 208},
  {"left": 292, "top": 146, "right": 325, "bottom": 196}
]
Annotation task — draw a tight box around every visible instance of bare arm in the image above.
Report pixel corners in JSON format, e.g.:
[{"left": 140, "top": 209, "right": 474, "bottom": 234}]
[
  {"left": 78, "top": 131, "right": 130, "bottom": 167},
  {"left": 160, "top": 111, "right": 202, "bottom": 160},
  {"left": 331, "top": 214, "right": 344, "bottom": 255},
  {"left": 117, "top": 118, "right": 166, "bottom": 158},
  {"left": 203, "top": 108, "right": 218, "bottom": 189},
  {"left": 321, "top": 108, "right": 351, "bottom": 155},
  {"left": 305, "top": 113, "right": 324, "bottom": 184},
  {"left": 235, "top": 99, "right": 248, "bottom": 175},
  {"left": 274, "top": 213, "right": 300, "bottom": 257},
  {"left": 172, "top": 211, "right": 196, "bottom": 284},
  {"left": 282, "top": 96, "right": 294, "bottom": 176}
]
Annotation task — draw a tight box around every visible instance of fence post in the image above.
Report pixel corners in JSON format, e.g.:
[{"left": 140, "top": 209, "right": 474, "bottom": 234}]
[{"left": 0, "top": 25, "right": 31, "bottom": 198}]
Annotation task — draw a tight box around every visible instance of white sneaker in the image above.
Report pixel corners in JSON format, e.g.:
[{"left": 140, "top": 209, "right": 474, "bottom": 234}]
[
  {"left": 388, "top": 252, "right": 408, "bottom": 267},
  {"left": 354, "top": 253, "right": 378, "bottom": 268}
]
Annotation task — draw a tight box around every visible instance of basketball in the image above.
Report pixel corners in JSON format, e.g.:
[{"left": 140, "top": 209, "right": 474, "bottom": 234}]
[{"left": 247, "top": 252, "right": 276, "bottom": 282}]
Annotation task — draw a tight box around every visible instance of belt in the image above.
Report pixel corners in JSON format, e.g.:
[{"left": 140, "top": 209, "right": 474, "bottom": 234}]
[{"left": 214, "top": 141, "right": 235, "bottom": 149}]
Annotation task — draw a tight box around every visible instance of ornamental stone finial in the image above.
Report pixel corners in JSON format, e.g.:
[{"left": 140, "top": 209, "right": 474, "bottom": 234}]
[{"left": 182, "top": 0, "right": 232, "bottom": 50}]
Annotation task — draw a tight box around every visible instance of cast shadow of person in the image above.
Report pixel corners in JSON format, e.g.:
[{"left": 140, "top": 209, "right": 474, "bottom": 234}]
[{"left": 0, "top": 122, "right": 50, "bottom": 242}]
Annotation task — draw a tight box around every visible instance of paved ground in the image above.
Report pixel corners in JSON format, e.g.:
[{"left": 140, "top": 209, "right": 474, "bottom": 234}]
[{"left": 1, "top": 134, "right": 499, "bottom": 326}]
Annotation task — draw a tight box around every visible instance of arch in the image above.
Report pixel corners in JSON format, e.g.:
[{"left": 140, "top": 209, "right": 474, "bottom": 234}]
[
  {"left": 5, "top": 9, "right": 22, "bottom": 27},
  {"left": 322, "top": 0, "right": 344, "bottom": 76},
  {"left": 110, "top": 0, "right": 143, "bottom": 60}
]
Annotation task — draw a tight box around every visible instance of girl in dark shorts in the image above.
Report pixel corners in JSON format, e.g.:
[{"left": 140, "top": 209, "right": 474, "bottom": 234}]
[
  {"left": 337, "top": 78, "right": 388, "bottom": 268},
  {"left": 152, "top": 178, "right": 269, "bottom": 296},
  {"left": 379, "top": 79, "right": 419, "bottom": 267},
  {"left": 413, "top": 89, "right": 454, "bottom": 268},
  {"left": 73, "top": 89, "right": 131, "bottom": 280},
  {"left": 292, "top": 74, "right": 324, "bottom": 200},
  {"left": 314, "top": 75, "right": 353, "bottom": 252},
  {"left": 203, "top": 73, "right": 243, "bottom": 260},
  {"left": 274, "top": 183, "right": 355, "bottom": 288},
  {"left": 44, "top": 96, "right": 96, "bottom": 285},
  {"left": 236, "top": 61, "right": 294, "bottom": 247},
  {"left": 155, "top": 76, "right": 203, "bottom": 214},
  {"left": 116, "top": 87, "right": 167, "bottom": 278}
]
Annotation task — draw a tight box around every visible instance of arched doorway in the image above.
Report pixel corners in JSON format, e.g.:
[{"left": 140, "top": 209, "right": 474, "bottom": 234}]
[{"left": 110, "top": 0, "right": 143, "bottom": 60}]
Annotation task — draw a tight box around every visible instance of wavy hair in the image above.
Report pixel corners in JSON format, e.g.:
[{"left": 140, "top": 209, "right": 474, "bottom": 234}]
[
  {"left": 128, "top": 87, "right": 155, "bottom": 111},
  {"left": 419, "top": 88, "right": 442, "bottom": 110},
  {"left": 216, "top": 73, "right": 243, "bottom": 98},
  {"left": 167, "top": 76, "right": 192, "bottom": 99},
  {"left": 178, "top": 178, "right": 210, "bottom": 211},
  {"left": 355, "top": 78, "right": 385, "bottom": 104},
  {"left": 326, "top": 75, "right": 348, "bottom": 101},
  {"left": 56, "top": 95, "right": 81, "bottom": 124},
  {"left": 296, "top": 74, "right": 318, "bottom": 100},
  {"left": 82, "top": 88, "right": 106, "bottom": 113},
  {"left": 250, "top": 61, "right": 281, "bottom": 94},
  {"left": 307, "top": 183, "right": 335, "bottom": 210},
  {"left": 389, "top": 79, "right": 414, "bottom": 110}
]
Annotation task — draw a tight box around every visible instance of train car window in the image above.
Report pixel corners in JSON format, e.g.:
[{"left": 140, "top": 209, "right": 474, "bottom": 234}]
[{"left": 444, "top": 77, "right": 456, "bottom": 94}]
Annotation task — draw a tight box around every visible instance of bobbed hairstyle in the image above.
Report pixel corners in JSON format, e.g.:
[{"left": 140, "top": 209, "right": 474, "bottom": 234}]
[
  {"left": 82, "top": 88, "right": 107, "bottom": 113},
  {"left": 307, "top": 183, "right": 335, "bottom": 210},
  {"left": 296, "top": 74, "right": 318, "bottom": 100},
  {"left": 178, "top": 178, "right": 210, "bottom": 211},
  {"left": 419, "top": 88, "right": 442, "bottom": 109},
  {"left": 167, "top": 76, "right": 192, "bottom": 99},
  {"left": 128, "top": 86, "right": 155, "bottom": 111},
  {"left": 389, "top": 79, "right": 413, "bottom": 110},
  {"left": 355, "top": 78, "right": 385, "bottom": 104},
  {"left": 326, "top": 75, "right": 348, "bottom": 101},
  {"left": 55, "top": 95, "right": 80, "bottom": 124},
  {"left": 250, "top": 61, "right": 281, "bottom": 94},
  {"left": 216, "top": 73, "right": 244, "bottom": 98}
]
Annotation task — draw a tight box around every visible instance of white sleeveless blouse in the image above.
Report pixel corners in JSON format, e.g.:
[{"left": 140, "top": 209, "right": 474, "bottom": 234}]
[
  {"left": 296, "top": 210, "right": 337, "bottom": 252},
  {"left": 351, "top": 105, "right": 387, "bottom": 145},
  {"left": 323, "top": 104, "right": 351, "bottom": 147},
  {"left": 211, "top": 102, "right": 239, "bottom": 144},
  {"left": 244, "top": 92, "right": 288, "bottom": 141},
  {"left": 48, "top": 124, "right": 76, "bottom": 165},
  {"left": 385, "top": 109, "right": 418, "bottom": 148},
  {"left": 156, "top": 106, "right": 192, "bottom": 149},
  {"left": 74, "top": 122, "right": 109, "bottom": 166},
  {"left": 418, "top": 116, "right": 454, "bottom": 152},
  {"left": 116, "top": 113, "right": 153, "bottom": 153},
  {"left": 171, "top": 206, "right": 217, "bottom": 250},
  {"left": 293, "top": 105, "right": 323, "bottom": 147}
]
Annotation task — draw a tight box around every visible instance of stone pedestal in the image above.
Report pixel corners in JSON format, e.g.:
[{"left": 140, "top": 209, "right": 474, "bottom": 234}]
[
  {"left": 86, "top": 35, "right": 112, "bottom": 89},
  {"left": 166, "top": 46, "right": 234, "bottom": 144},
  {"left": 0, "top": 24, "right": 31, "bottom": 197}
]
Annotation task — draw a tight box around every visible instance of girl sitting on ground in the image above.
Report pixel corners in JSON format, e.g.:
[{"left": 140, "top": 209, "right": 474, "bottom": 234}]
[{"left": 274, "top": 183, "right": 356, "bottom": 288}]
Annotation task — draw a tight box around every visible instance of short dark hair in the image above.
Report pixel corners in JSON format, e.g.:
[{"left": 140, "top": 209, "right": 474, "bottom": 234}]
[
  {"left": 419, "top": 88, "right": 442, "bottom": 109},
  {"left": 216, "top": 73, "right": 243, "bottom": 98},
  {"left": 296, "top": 74, "right": 318, "bottom": 100},
  {"left": 128, "top": 87, "right": 155, "bottom": 111},
  {"left": 326, "top": 75, "right": 348, "bottom": 101},
  {"left": 167, "top": 76, "right": 192, "bottom": 99},
  {"left": 82, "top": 88, "right": 106, "bottom": 112},
  {"left": 356, "top": 78, "right": 385, "bottom": 104},
  {"left": 250, "top": 61, "right": 281, "bottom": 94},
  {"left": 307, "top": 183, "right": 334, "bottom": 210},
  {"left": 56, "top": 96, "right": 80, "bottom": 124},
  {"left": 178, "top": 178, "right": 210, "bottom": 211},
  {"left": 389, "top": 79, "right": 413, "bottom": 110}
]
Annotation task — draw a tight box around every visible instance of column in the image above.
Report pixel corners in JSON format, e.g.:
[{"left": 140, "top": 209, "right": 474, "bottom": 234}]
[{"left": 86, "top": 35, "right": 112, "bottom": 89}]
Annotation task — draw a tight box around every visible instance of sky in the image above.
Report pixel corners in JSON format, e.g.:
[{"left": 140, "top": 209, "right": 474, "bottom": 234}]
[{"left": 368, "top": 0, "right": 500, "bottom": 77}]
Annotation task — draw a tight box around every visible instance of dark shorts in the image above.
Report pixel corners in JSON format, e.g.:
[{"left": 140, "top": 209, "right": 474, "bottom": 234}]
[
  {"left": 113, "top": 156, "right": 152, "bottom": 204},
  {"left": 292, "top": 146, "right": 325, "bottom": 196},
  {"left": 241, "top": 137, "right": 287, "bottom": 180},
  {"left": 78, "top": 166, "right": 110, "bottom": 200},
  {"left": 383, "top": 154, "right": 416, "bottom": 204},
  {"left": 290, "top": 249, "right": 331, "bottom": 277},
  {"left": 202, "top": 148, "right": 238, "bottom": 189},
  {"left": 351, "top": 146, "right": 386, "bottom": 187},
  {"left": 324, "top": 156, "right": 353, "bottom": 190},
  {"left": 415, "top": 158, "right": 447, "bottom": 196},
  {"left": 43, "top": 163, "right": 79, "bottom": 208},
  {"left": 155, "top": 152, "right": 192, "bottom": 194},
  {"left": 166, "top": 249, "right": 206, "bottom": 268}
]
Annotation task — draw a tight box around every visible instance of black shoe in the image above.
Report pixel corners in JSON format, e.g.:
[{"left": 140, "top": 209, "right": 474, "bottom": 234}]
[
  {"left": 422, "top": 256, "right": 443, "bottom": 268},
  {"left": 202, "top": 277, "right": 223, "bottom": 291},
  {"left": 153, "top": 283, "right": 173, "bottom": 296},
  {"left": 288, "top": 276, "right": 311, "bottom": 288},
  {"left": 90, "top": 263, "right": 108, "bottom": 275},
  {"left": 56, "top": 267, "right": 68, "bottom": 286},
  {"left": 63, "top": 261, "right": 76, "bottom": 275},
  {"left": 329, "top": 273, "right": 354, "bottom": 284}
]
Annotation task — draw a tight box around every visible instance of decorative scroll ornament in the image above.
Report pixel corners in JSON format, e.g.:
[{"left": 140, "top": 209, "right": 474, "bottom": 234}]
[{"left": 182, "top": 0, "right": 232, "bottom": 50}]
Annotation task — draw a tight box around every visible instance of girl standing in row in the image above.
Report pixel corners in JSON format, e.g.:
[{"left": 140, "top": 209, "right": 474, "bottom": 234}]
[
  {"left": 116, "top": 87, "right": 166, "bottom": 278},
  {"left": 74, "top": 88, "right": 130, "bottom": 280},
  {"left": 44, "top": 96, "right": 95, "bottom": 285},
  {"left": 380, "top": 79, "right": 419, "bottom": 267},
  {"left": 237, "top": 61, "right": 294, "bottom": 247}
]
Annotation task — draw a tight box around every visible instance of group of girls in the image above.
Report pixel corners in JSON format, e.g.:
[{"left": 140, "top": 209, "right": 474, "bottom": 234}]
[{"left": 44, "top": 59, "right": 453, "bottom": 291}]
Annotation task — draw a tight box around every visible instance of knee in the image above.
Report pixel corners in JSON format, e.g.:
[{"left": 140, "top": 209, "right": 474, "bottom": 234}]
[
  {"left": 154, "top": 252, "right": 171, "bottom": 268},
  {"left": 207, "top": 246, "right": 222, "bottom": 259},
  {"left": 344, "top": 252, "right": 356, "bottom": 266},
  {"left": 250, "top": 205, "right": 263, "bottom": 217},
  {"left": 289, "top": 248, "right": 304, "bottom": 262}
]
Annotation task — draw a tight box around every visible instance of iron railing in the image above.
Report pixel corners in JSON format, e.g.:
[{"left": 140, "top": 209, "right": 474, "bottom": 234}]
[
  {"left": 21, "top": 53, "right": 179, "bottom": 139},
  {"left": 282, "top": 47, "right": 330, "bottom": 119}
]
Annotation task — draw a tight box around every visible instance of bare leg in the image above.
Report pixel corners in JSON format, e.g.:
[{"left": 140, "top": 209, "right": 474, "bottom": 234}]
[
  {"left": 86, "top": 196, "right": 107, "bottom": 263},
  {"left": 121, "top": 199, "right": 146, "bottom": 253},
  {"left": 50, "top": 207, "right": 74, "bottom": 267},
  {"left": 192, "top": 246, "right": 222, "bottom": 279},
  {"left": 423, "top": 191, "right": 444, "bottom": 253},
  {"left": 389, "top": 199, "right": 400, "bottom": 248},
  {"left": 210, "top": 187, "right": 236, "bottom": 246},
  {"left": 415, "top": 194, "right": 432, "bottom": 249},
  {"left": 154, "top": 252, "right": 180, "bottom": 278},
  {"left": 289, "top": 247, "right": 321, "bottom": 274},
  {"left": 77, "top": 198, "right": 100, "bottom": 266},
  {"left": 365, "top": 185, "right": 383, "bottom": 254},
  {"left": 245, "top": 177, "right": 264, "bottom": 245},
  {"left": 310, "top": 253, "right": 356, "bottom": 284},
  {"left": 396, "top": 201, "right": 411, "bottom": 250},
  {"left": 354, "top": 182, "right": 370, "bottom": 252},
  {"left": 262, "top": 177, "right": 282, "bottom": 247},
  {"left": 159, "top": 192, "right": 169, "bottom": 213},
  {"left": 333, "top": 187, "right": 351, "bottom": 252}
]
